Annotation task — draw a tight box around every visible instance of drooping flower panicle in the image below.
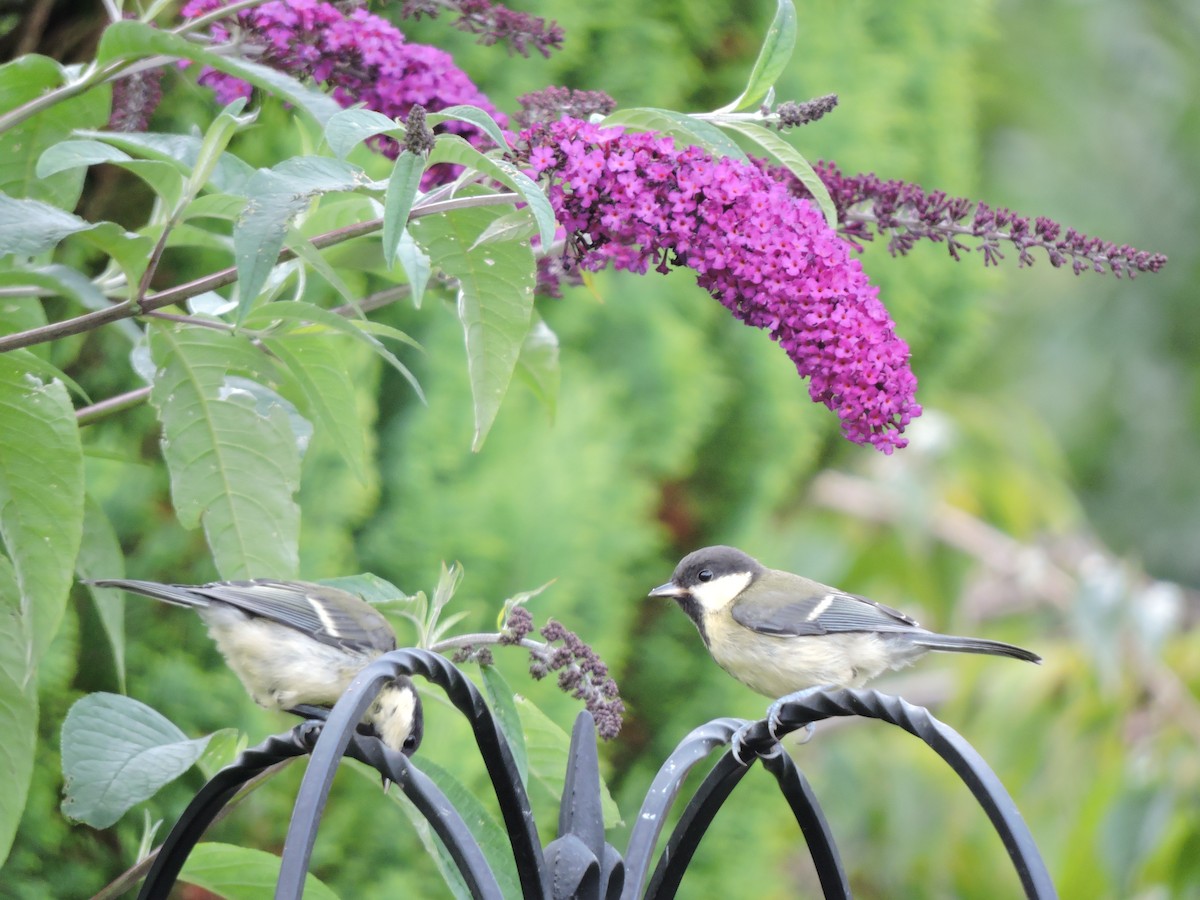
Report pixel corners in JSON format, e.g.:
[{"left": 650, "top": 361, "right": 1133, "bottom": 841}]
[
  {"left": 795, "top": 160, "right": 1167, "bottom": 277},
  {"left": 400, "top": 0, "right": 565, "bottom": 58},
  {"left": 514, "top": 118, "right": 921, "bottom": 452},
  {"left": 180, "top": 0, "right": 504, "bottom": 179}
]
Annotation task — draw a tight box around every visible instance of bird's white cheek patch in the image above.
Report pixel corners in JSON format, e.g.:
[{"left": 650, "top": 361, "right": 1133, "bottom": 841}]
[{"left": 691, "top": 571, "right": 753, "bottom": 613}]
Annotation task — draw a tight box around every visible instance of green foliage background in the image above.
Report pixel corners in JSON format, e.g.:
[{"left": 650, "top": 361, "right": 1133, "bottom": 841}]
[{"left": 1, "top": 0, "right": 1197, "bottom": 897}]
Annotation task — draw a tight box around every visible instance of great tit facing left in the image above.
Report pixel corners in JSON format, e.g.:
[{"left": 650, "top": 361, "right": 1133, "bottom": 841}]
[
  {"left": 88, "top": 578, "right": 423, "bottom": 756},
  {"left": 649, "top": 546, "right": 1041, "bottom": 699}
]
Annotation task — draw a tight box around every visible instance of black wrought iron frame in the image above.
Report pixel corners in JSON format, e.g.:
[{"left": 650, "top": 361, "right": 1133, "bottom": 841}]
[{"left": 136, "top": 648, "right": 1056, "bottom": 899}]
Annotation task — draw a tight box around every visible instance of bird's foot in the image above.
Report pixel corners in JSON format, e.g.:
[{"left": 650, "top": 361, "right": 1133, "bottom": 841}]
[
  {"left": 766, "top": 686, "right": 833, "bottom": 742},
  {"left": 730, "top": 721, "right": 784, "bottom": 767}
]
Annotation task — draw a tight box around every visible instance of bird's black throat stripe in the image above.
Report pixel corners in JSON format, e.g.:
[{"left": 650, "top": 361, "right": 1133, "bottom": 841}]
[{"left": 675, "top": 595, "right": 710, "bottom": 647}]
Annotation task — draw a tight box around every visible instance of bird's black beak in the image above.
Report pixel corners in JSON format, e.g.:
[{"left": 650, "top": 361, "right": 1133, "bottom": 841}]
[{"left": 648, "top": 581, "right": 685, "bottom": 599}]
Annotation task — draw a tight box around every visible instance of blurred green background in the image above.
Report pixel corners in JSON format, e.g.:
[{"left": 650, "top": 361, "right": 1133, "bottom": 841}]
[{"left": 5, "top": 0, "right": 1199, "bottom": 897}]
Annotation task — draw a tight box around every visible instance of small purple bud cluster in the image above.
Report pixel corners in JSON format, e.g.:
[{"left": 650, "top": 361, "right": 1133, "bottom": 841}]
[
  {"left": 535, "top": 619, "right": 625, "bottom": 740},
  {"left": 107, "top": 67, "right": 164, "bottom": 132},
  {"left": 800, "top": 160, "right": 1168, "bottom": 278},
  {"left": 773, "top": 94, "right": 838, "bottom": 130},
  {"left": 451, "top": 644, "right": 495, "bottom": 666},
  {"left": 180, "top": 0, "right": 504, "bottom": 180},
  {"left": 514, "top": 118, "right": 921, "bottom": 452},
  {"left": 400, "top": 0, "right": 564, "bottom": 58},
  {"left": 515, "top": 87, "right": 617, "bottom": 128}
]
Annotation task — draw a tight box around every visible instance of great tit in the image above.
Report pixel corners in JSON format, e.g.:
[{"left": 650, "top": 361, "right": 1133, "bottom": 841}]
[
  {"left": 88, "top": 578, "right": 423, "bottom": 756},
  {"left": 649, "top": 546, "right": 1041, "bottom": 699}
]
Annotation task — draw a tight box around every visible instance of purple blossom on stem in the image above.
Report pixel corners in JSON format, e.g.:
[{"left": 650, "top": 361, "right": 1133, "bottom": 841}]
[
  {"left": 400, "top": 0, "right": 564, "bottom": 58},
  {"left": 515, "top": 87, "right": 617, "bottom": 128},
  {"left": 179, "top": 0, "right": 505, "bottom": 184},
  {"left": 513, "top": 118, "right": 921, "bottom": 453},
  {"left": 107, "top": 67, "right": 164, "bottom": 132},
  {"left": 789, "top": 160, "right": 1167, "bottom": 278}
]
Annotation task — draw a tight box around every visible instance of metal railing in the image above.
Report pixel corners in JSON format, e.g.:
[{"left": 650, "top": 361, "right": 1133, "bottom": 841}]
[{"left": 138, "top": 648, "right": 1056, "bottom": 899}]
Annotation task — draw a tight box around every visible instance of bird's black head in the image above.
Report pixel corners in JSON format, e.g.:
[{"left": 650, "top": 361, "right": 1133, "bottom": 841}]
[{"left": 666, "top": 545, "right": 761, "bottom": 592}]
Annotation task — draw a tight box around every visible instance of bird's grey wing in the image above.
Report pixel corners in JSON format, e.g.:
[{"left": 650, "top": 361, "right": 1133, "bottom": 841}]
[
  {"left": 195, "top": 580, "right": 397, "bottom": 654},
  {"left": 731, "top": 584, "right": 923, "bottom": 636}
]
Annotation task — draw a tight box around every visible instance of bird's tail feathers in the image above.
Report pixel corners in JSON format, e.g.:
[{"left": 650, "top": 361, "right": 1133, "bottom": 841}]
[
  {"left": 85, "top": 578, "right": 210, "bottom": 609},
  {"left": 913, "top": 633, "right": 1042, "bottom": 664}
]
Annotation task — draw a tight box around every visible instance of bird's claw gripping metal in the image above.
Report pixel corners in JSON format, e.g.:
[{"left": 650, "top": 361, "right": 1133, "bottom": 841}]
[
  {"left": 730, "top": 721, "right": 785, "bottom": 766},
  {"left": 767, "top": 687, "right": 831, "bottom": 743}
]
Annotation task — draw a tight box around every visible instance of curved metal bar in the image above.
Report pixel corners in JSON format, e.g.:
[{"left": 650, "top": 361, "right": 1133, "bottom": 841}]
[
  {"left": 643, "top": 752, "right": 752, "bottom": 899},
  {"left": 764, "top": 688, "right": 1056, "bottom": 900},
  {"left": 757, "top": 749, "right": 850, "bottom": 899},
  {"left": 620, "top": 718, "right": 747, "bottom": 900},
  {"left": 139, "top": 725, "right": 319, "bottom": 900},
  {"left": 279, "top": 648, "right": 547, "bottom": 900},
  {"left": 343, "top": 738, "right": 504, "bottom": 900}
]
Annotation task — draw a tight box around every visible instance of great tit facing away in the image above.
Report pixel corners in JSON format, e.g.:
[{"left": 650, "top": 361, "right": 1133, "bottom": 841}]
[
  {"left": 649, "top": 546, "right": 1041, "bottom": 699},
  {"left": 88, "top": 578, "right": 423, "bottom": 756}
]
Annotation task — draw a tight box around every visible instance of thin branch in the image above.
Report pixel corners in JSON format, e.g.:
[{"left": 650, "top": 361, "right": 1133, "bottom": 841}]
[
  {"left": 0, "top": 191, "right": 520, "bottom": 355},
  {"left": 76, "top": 386, "right": 153, "bottom": 426}
]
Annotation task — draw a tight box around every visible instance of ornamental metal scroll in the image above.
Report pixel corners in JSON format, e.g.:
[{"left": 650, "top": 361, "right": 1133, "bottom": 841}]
[{"left": 136, "top": 648, "right": 1056, "bottom": 900}]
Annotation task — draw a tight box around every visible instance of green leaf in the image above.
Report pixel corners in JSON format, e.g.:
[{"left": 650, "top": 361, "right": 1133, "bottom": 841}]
[
  {"left": 324, "top": 107, "right": 401, "bottom": 160},
  {"left": 480, "top": 665, "right": 528, "bottom": 786},
  {"left": 600, "top": 108, "right": 749, "bottom": 162},
  {"left": 75, "top": 498, "right": 126, "bottom": 693},
  {"left": 0, "top": 355, "right": 84, "bottom": 668},
  {"left": 0, "top": 56, "right": 107, "bottom": 206},
  {"left": 241, "top": 300, "right": 423, "bottom": 401},
  {"left": 96, "top": 21, "right": 342, "bottom": 126},
  {"left": 60, "top": 692, "right": 212, "bottom": 828},
  {"left": 382, "top": 151, "right": 425, "bottom": 269},
  {"left": 317, "top": 573, "right": 410, "bottom": 605},
  {"left": 194, "top": 728, "right": 248, "bottom": 781},
  {"left": 264, "top": 332, "right": 367, "bottom": 481},
  {"left": 427, "top": 105, "right": 511, "bottom": 151},
  {"left": 426, "top": 135, "right": 557, "bottom": 249},
  {"left": 409, "top": 206, "right": 536, "bottom": 450},
  {"left": 0, "top": 193, "right": 95, "bottom": 257},
  {"left": 514, "top": 315, "right": 560, "bottom": 421},
  {"left": 416, "top": 758, "right": 523, "bottom": 898},
  {"left": 714, "top": 0, "right": 798, "bottom": 113},
  {"left": 0, "top": 264, "right": 110, "bottom": 312},
  {"left": 148, "top": 324, "right": 301, "bottom": 579},
  {"left": 0, "top": 557, "right": 37, "bottom": 866},
  {"left": 233, "top": 157, "right": 364, "bottom": 323},
  {"left": 514, "top": 695, "right": 622, "bottom": 829},
  {"left": 394, "top": 229, "right": 431, "bottom": 309},
  {"left": 36, "top": 139, "right": 131, "bottom": 177},
  {"left": 719, "top": 120, "right": 837, "bottom": 228},
  {"left": 180, "top": 843, "right": 340, "bottom": 900},
  {"left": 390, "top": 790, "right": 472, "bottom": 900},
  {"left": 469, "top": 210, "right": 538, "bottom": 251},
  {"left": 74, "top": 129, "right": 255, "bottom": 194}
]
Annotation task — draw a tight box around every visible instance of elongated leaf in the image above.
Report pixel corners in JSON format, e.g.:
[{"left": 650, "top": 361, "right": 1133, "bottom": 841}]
[
  {"left": 318, "top": 573, "right": 410, "bottom": 605},
  {"left": 180, "top": 843, "right": 339, "bottom": 900},
  {"left": 149, "top": 324, "right": 301, "bottom": 579},
  {"left": 36, "top": 139, "right": 131, "bottom": 176},
  {"left": 601, "top": 108, "right": 749, "bottom": 162},
  {"left": 241, "top": 300, "right": 423, "bottom": 401},
  {"left": 389, "top": 790, "right": 472, "bottom": 900},
  {"left": 719, "top": 120, "right": 837, "bottom": 227},
  {"left": 394, "top": 229, "right": 431, "bottom": 309},
  {"left": 324, "top": 107, "right": 401, "bottom": 159},
  {"left": 714, "top": 0, "right": 798, "bottom": 113},
  {"left": 480, "top": 666, "right": 528, "bottom": 786},
  {"left": 409, "top": 206, "right": 536, "bottom": 450},
  {"left": 60, "top": 692, "right": 212, "bottom": 828},
  {"left": 74, "top": 129, "right": 254, "bottom": 194},
  {"left": 0, "top": 265, "right": 109, "bottom": 312},
  {"left": 0, "top": 56, "right": 107, "bottom": 206},
  {"left": 383, "top": 151, "right": 425, "bottom": 269},
  {"left": 426, "top": 135, "right": 557, "bottom": 249},
  {"left": 75, "top": 498, "right": 126, "bottom": 692},
  {"left": 514, "top": 314, "right": 560, "bottom": 421},
  {"left": 514, "top": 695, "right": 622, "bottom": 828},
  {"left": 427, "top": 105, "right": 510, "bottom": 150},
  {"left": 416, "top": 758, "right": 523, "bottom": 898},
  {"left": 0, "top": 355, "right": 84, "bottom": 669},
  {"left": 0, "top": 557, "right": 37, "bottom": 866},
  {"left": 96, "top": 21, "right": 341, "bottom": 126},
  {"left": 233, "top": 157, "right": 363, "bottom": 322},
  {"left": 264, "top": 333, "right": 367, "bottom": 481},
  {"left": 0, "top": 194, "right": 94, "bottom": 257}
]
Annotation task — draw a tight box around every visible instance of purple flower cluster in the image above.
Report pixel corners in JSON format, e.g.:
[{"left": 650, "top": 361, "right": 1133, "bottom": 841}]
[
  {"left": 515, "top": 118, "right": 921, "bottom": 452},
  {"left": 180, "top": 0, "right": 504, "bottom": 177},
  {"left": 400, "top": 0, "right": 565, "bottom": 58},
  {"left": 799, "top": 161, "right": 1168, "bottom": 278}
]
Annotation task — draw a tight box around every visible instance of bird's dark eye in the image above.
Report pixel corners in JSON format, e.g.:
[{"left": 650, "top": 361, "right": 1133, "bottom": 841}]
[{"left": 698, "top": 569, "right": 714, "bottom": 582}]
